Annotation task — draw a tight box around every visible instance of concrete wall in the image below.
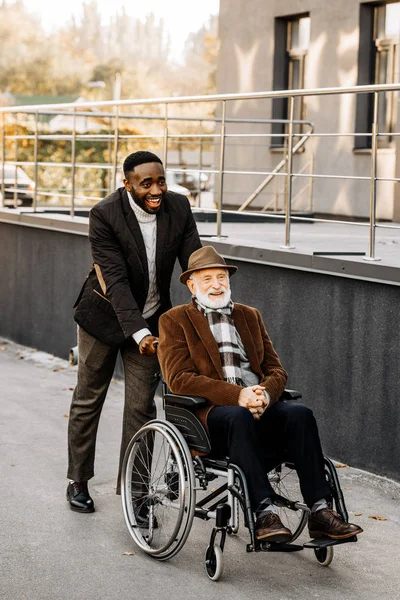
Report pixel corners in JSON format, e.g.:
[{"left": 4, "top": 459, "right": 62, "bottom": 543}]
[
  {"left": 1, "top": 217, "right": 399, "bottom": 481},
  {"left": 217, "top": 0, "right": 399, "bottom": 219},
  {"left": 0, "top": 222, "right": 90, "bottom": 357}
]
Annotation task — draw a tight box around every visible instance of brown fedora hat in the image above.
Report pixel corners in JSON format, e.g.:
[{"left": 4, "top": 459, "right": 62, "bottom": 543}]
[{"left": 180, "top": 245, "right": 237, "bottom": 284}]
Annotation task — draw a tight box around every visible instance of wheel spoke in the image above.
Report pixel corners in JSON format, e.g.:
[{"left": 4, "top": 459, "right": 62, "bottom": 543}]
[{"left": 269, "top": 463, "right": 308, "bottom": 541}]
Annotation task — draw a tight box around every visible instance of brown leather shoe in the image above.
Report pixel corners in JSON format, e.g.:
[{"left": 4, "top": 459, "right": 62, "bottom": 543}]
[
  {"left": 255, "top": 512, "right": 293, "bottom": 542},
  {"left": 308, "top": 508, "right": 363, "bottom": 540}
]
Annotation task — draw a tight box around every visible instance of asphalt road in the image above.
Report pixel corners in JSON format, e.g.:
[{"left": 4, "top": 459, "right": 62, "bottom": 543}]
[{"left": 1, "top": 338, "right": 399, "bottom": 600}]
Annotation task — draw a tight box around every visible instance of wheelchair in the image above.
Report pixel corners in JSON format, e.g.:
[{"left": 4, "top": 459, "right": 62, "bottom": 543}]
[{"left": 121, "top": 385, "right": 358, "bottom": 581}]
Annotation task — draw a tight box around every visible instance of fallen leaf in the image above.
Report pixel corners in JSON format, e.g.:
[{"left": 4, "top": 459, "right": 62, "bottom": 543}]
[
  {"left": 122, "top": 552, "right": 136, "bottom": 556},
  {"left": 53, "top": 368, "right": 59, "bottom": 372},
  {"left": 63, "top": 414, "right": 69, "bottom": 418},
  {"left": 344, "top": 487, "right": 352, "bottom": 490},
  {"left": 335, "top": 462, "right": 348, "bottom": 468},
  {"left": 354, "top": 512, "right": 362, "bottom": 516},
  {"left": 0, "top": 346, "right": 6, "bottom": 351},
  {"left": 69, "top": 387, "right": 74, "bottom": 391},
  {"left": 60, "top": 367, "right": 65, "bottom": 371},
  {"left": 368, "top": 515, "right": 387, "bottom": 521},
  {"left": 18, "top": 356, "right": 24, "bottom": 360}
]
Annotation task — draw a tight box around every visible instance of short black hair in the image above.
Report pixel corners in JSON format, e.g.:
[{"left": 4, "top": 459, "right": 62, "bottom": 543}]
[{"left": 123, "top": 151, "right": 163, "bottom": 177}]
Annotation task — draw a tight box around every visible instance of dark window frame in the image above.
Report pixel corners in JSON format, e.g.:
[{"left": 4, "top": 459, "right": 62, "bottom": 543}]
[
  {"left": 355, "top": 1, "right": 399, "bottom": 150},
  {"left": 271, "top": 13, "right": 310, "bottom": 148}
]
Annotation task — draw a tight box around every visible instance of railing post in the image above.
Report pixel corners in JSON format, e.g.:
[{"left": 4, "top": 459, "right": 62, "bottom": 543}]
[
  {"left": 364, "top": 91, "right": 381, "bottom": 261},
  {"left": 163, "top": 103, "right": 168, "bottom": 168},
  {"left": 70, "top": 108, "right": 76, "bottom": 218},
  {"left": 273, "top": 172, "right": 279, "bottom": 211},
  {"left": 281, "top": 96, "right": 295, "bottom": 249},
  {"left": 197, "top": 120, "right": 203, "bottom": 208},
  {"left": 0, "top": 112, "right": 5, "bottom": 208},
  {"left": 308, "top": 144, "right": 314, "bottom": 212},
  {"left": 108, "top": 115, "right": 113, "bottom": 194},
  {"left": 111, "top": 105, "right": 120, "bottom": 193},
  {"left": 216, "top": 100, "right": 226, "bottom": 237},
  {"left": 33, "top": 111, "right": 39, "bottom": 213},
  {"left": 13, "top": 113, "right": 18, "bottom": 209}
]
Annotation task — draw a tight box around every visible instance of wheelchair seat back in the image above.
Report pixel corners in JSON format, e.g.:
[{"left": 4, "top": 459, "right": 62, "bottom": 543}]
[{"left": 163, "top": 383, "right": 212, "bottom": 454}]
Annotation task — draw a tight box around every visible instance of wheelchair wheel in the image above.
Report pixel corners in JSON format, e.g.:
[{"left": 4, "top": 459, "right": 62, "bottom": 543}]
[
  {"left": 121, "top": 420, "right": 196, "bottom": 560},
  {"left": 204, "top": 545, "right": 224, "bottom": 581},
  {"left": 314, "top": 545, "right": 334, "bottom": 567},
  {"left": 269, "top": 462, "right": 308, "bottom": 542}
]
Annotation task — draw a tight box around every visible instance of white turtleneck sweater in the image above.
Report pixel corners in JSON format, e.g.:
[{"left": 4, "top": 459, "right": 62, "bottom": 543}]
[{"left": 128, "top": 192, "right": 161, "bottom": 345}]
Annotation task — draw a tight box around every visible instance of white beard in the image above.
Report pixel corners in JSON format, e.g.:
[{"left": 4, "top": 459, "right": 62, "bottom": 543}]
[{"left": 193, "top": 281, "right": 232, "bottom": 309}]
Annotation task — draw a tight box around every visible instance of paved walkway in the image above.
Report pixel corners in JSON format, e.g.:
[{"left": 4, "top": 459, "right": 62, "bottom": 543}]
[{"left": 1, "top": 338, "right": 399, "bottom": 600}]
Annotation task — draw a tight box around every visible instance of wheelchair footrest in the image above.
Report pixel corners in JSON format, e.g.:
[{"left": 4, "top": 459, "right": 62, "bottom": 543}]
[
  {"left": 304, "top": 535, "right": 358, "bottom": 549},
  {"left": 249, "top": 542, "right": 304, "bottom": 553}
]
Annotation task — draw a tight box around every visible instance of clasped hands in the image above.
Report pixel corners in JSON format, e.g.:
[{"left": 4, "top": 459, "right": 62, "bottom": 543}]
[{"left": 238, "top": 385, "right": 268, "bottom": 420}]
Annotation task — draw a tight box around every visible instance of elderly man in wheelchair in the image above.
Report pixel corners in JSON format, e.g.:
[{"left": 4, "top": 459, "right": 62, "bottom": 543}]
[{"left": 120, "top": 246, "right": 362, "bottom": 579}]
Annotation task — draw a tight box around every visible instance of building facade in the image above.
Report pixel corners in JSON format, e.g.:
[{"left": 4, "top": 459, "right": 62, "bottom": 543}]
[{"left": 217, "top": 0, "right": 400, "bottom": 220}]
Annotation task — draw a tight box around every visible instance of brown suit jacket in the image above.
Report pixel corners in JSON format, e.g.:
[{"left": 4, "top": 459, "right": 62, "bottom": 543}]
[{"left": 158, "top": 300, "right": 288, "bottom": 423}]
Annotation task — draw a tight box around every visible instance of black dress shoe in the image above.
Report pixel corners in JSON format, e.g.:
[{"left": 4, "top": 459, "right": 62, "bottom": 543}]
[{"left": 66, "top": 481, "right": 95, "bottom": 513}]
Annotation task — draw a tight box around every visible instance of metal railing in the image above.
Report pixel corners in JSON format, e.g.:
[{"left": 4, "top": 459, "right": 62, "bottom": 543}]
[
  {"left": 1, "top": 82, "right": 400, "bottom": 261},
  {"left": 265, "top": 155, "right": 315, "bottom": 213},
  {"left": 239, "top": 118, "right": 314, "bottom": 212}
]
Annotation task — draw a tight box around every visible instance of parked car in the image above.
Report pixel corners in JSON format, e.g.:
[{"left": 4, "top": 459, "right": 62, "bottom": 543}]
[
  {"left": 173, "top": 170, "right": 210, "bottom": 193},
  {"left": 0, "top": 164, "right": 35, "bottom": 207},
  {"left": 165, "top": 171, "right": 194, "bottom": 205}
]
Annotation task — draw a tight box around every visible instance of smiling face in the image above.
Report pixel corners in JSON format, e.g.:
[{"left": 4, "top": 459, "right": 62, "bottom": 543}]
[
  {"left": 187, "top": 267, "right": 231, "bottom": 309},
  {"left": 124, "top": 162, "right": 167, "bottom": 214}
]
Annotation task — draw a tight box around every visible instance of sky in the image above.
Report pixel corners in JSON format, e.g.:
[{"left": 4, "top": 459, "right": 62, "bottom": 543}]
[{"left": 24, "top": 0, "right": 220, "bottom": 61}]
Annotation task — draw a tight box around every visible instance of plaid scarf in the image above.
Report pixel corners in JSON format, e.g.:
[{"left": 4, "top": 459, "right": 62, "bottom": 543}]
[{"left": 195, "top": 299, "right": 246, "bottom": 386}]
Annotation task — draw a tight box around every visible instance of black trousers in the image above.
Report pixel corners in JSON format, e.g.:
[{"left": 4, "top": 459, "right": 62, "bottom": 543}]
[{"left": 207, "top": 402, "right": 331, "bottom": 510}]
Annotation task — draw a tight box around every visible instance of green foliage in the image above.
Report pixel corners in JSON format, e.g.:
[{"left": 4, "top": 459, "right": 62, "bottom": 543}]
[
  {"left": 0, "top": 1, "right": 218, "bottom": 99},
  {"left": 0, "top": 1, "right": 219, "bottom": 205}
]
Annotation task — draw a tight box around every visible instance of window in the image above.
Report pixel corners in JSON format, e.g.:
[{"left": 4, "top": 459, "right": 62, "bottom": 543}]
[
  {"left": 375, "top": 2, "right": 399, "bottom": 145},
  {"left": 355, "top": 2, "right": 399, "bottom": 149},
  {"left": 272, "top": 14, "right": 311, "bottom": 148}
]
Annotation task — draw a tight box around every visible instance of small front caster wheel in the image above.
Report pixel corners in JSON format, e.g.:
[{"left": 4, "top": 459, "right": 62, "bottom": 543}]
[
  {"left": 314, "top": 545, "right": 334, "bottom": 566},
  {"left": 204, "top": 545, "right": 224, "bottom": 581}
]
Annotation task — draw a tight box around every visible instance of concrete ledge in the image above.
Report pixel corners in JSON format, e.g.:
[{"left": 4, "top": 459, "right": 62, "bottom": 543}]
[
  {"left": 0, "top": 208, "right": 89, "bottom": 236},
  {"left": 1, "top": 208, "right": 399, "bottom": 286},
  {"left": 209, "top": 238, "right": 400, "bottom": 287}
]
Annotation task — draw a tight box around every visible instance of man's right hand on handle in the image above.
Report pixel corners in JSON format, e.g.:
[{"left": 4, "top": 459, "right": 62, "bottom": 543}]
[{"left": 139, "top": 335, "right": 159, "bottom": 355}]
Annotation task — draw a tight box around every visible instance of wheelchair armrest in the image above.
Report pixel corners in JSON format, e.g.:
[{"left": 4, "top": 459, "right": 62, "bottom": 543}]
[
  {"left": 163, "top": 392, "right": 209, "bottom": 409},
  {"left": 279, "top": 389, "right": 302, "bottom": 401}
]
